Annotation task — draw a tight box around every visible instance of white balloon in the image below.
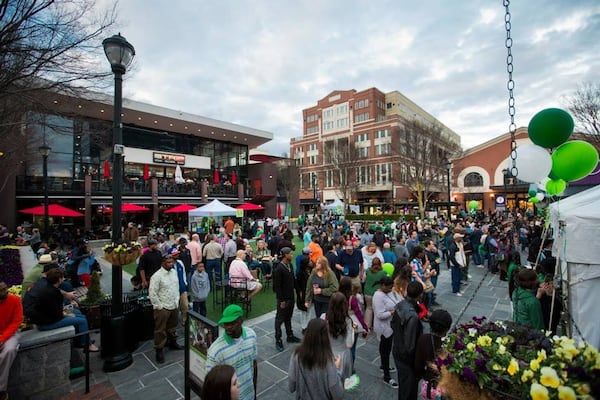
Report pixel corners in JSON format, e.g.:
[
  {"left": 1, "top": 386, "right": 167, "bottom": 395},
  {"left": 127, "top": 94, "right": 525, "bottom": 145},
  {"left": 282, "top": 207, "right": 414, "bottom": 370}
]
[
  {"left": 535, "top": 192, "right": 545, "bottom": 201},
  {"left": 514, "top": 145, "right": 552, "bottom": 183},
  {"left": 537, "top": 177, "right": 550, "bottom": 191}
]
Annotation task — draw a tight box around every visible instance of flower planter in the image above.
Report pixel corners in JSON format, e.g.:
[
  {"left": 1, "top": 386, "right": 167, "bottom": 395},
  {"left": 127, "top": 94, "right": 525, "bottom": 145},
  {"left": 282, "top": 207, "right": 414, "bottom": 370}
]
[
  {"left": 79, "top": 303, "right": 102, "bottom": 330},
  {"left": 103, "top": 249, "right": 141, "bottom": 266}
]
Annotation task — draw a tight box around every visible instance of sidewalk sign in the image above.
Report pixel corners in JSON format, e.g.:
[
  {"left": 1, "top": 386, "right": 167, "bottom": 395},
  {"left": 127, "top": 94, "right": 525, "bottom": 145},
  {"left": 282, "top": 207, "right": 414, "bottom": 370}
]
[{"left": 184, "top": 310, "right": 219, "bottom": 399}]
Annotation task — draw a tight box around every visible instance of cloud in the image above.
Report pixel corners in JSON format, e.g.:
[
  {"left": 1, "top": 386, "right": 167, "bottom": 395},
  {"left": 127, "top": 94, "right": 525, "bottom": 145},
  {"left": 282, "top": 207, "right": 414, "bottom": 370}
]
[{"left": 107, "top": 0, "right": 600, "bottom": 156}]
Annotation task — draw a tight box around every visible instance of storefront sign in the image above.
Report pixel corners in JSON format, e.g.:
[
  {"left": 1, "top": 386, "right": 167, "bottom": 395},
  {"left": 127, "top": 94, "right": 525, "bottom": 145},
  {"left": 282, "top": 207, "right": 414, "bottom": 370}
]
[
  {"left": 153, "top": 152, "right": 185, "bottom": 165},
  {"left": 495, "top": 195, "right": 506, "bottom": 211}
]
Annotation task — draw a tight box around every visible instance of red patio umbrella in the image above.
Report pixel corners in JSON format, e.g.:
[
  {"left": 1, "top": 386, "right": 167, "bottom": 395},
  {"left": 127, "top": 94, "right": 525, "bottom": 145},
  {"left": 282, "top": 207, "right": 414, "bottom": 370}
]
[
  {"left": 19, "top": 204, "right": 84, "bottom": 217},
  {"left": 277, "top": 203, "right": 282, "bottom": 218},
  {"left": 103, "top": 160, "right": 111, "bottom": 179},
  {"left": 231, "top": 171, "right": 237, "bottom": 185},
  {"left": 121, "top": 203, "right": 150, "bottom": 212},
  {"left": 213, "top": 169, "right": 220, "bottom": 184},
  {"left": 164, "top": 203, "right": 197, "bottom": 213},
  {"left": 236, "top": 202, "right": 264, "bottom": 211},
  {"left": 143, "top": 164, "right": 150, "bottom": 181}
]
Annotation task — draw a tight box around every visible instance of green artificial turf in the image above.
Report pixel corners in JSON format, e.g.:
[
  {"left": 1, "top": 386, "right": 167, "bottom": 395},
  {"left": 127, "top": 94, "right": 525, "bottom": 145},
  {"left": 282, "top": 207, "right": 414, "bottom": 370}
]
[{"left": 121, "top": 236, "right": 305, "bottom": 322}]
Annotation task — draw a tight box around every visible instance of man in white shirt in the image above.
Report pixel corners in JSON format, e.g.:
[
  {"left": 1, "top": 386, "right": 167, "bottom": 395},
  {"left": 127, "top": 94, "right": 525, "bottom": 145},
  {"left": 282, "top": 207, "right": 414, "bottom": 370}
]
[
  {"left": 229, "top": 250, "right": 262, "bottom": 301},
  {"left": 149, "top": 253, "right": 183, "bottom": 364}
]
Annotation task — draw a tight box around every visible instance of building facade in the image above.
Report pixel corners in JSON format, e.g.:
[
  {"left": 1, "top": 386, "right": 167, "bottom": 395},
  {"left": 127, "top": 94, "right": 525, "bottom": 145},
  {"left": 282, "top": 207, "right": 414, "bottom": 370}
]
[
  {"left": 290, "top": 87, "right": 461, "bottom": 215},
  {"left": 0, "top": 87, "right": 274, "bottom": 232}
]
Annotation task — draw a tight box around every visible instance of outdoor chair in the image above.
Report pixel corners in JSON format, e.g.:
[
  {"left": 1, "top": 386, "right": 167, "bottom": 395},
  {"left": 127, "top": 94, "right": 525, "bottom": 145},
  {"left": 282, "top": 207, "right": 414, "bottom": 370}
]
[{"left": 227, "top": 277, "right": 252, "bottom": 316}]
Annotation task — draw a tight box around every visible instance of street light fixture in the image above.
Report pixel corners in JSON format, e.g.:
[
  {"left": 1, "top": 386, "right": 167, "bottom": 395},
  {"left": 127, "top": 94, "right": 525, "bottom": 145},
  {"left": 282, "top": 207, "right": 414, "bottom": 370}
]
[
  {"left": 102, "top": 33, "right": 135, "bottom": 373},
  {"left": 312, "top": 172, "right": 317, "bottom": 211},
  {"left": 445, "top": 160, "right": 452, "bottom": 220},
  {"left": 39, "top": 144, "right": 51, "bottom": 240}
]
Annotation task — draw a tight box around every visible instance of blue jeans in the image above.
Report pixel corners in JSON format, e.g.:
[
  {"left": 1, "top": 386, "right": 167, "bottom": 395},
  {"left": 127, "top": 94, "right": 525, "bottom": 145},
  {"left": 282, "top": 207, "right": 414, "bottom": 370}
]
[
  {"left": 451, "top": 265, "right": 462, "bottom": 293},
  {"left": 193, "top": 300, "right": 207, "bottom": 317},
  {"left": 37, "top": 308, "right": 90, "bottom": 346},
  {"left": 205, "top": 259, "right": 222, "bottom": 286},
  {"left": 472, "top": 250, "right": 483, "bottom": 266}
]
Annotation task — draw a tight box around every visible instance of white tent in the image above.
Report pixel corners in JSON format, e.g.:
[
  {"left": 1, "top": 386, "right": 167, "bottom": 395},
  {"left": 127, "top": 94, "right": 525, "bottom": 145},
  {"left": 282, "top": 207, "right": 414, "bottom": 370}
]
[
  {"left": 549, "top": 185, "right": 600, "bottom": 348},
  {"left": 323, "top": 199, "right": 345, "bottom": 214},
  {"left": 188, "top": 199, "right": 237, "bottom": 217}
]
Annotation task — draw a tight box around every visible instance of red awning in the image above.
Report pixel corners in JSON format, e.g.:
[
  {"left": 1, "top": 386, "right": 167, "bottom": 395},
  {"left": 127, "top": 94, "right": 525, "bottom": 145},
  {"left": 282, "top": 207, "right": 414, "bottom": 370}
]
[
  {"left": 143, "top": 164, "right": 150, "bottom": 181},
  {"left": 121, "top": 203, "right": 150, "bottom": 212},
  {"left": 164, "top": 203, "right": 197, "bottom": 213},
  {"left": 236, "top": 202, "right": 264, "bottom": 211},
  {"left": 103, "top": 160, "right": 111, "bottom": 179},
  {"left": 213, "top": 169, "right": 220, "bottom": 184},
  {"left": 231, "top": 171, "right": 237, "bottom": 185},
  {"left": 19, "top": 204, "right": 84, "bottom": 217}
]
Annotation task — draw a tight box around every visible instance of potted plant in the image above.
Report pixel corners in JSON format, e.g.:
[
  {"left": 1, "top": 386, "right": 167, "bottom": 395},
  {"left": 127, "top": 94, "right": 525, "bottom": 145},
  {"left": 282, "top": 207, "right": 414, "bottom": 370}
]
[{"left": 78, "top": 271, "right": 104, "bottom": 329}]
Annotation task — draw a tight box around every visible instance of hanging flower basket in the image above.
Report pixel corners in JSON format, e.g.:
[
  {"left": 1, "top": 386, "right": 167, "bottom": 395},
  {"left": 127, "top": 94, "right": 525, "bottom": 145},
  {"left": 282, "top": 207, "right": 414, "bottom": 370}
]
[{"left": 103, "top": 242, "right": 142, "bottom": 266}]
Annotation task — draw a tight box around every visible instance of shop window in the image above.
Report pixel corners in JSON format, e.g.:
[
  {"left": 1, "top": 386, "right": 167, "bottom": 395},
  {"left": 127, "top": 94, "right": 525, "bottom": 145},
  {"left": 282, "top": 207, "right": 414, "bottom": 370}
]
[{"left": 464, "top": 172, "right": 483, "bottom": 187}]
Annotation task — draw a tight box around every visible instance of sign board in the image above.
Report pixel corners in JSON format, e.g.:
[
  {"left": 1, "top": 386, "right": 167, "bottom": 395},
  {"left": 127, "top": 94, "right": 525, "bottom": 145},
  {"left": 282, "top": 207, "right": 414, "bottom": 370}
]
[
  {"left": 153, "top": 152, "right": 185, "bottom": 165},
  {"left": 495, "top": 195, "right": 506, "bottom": 211},
  {"left": 185, "top": 311, "right": 219, "bottom": 399}
]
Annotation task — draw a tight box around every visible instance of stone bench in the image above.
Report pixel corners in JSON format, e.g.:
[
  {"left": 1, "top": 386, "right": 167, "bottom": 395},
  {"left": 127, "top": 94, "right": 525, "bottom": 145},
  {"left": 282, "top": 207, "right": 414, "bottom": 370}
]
[{"left": 8, "top": 326, "right": 76, "bottom": 400}]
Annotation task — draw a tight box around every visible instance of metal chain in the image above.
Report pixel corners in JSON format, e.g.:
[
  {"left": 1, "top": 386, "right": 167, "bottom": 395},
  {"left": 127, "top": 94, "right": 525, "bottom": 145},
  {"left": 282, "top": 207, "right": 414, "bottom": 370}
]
[{"left": 504, "top": 0, "right": 518, "bottom": 178}]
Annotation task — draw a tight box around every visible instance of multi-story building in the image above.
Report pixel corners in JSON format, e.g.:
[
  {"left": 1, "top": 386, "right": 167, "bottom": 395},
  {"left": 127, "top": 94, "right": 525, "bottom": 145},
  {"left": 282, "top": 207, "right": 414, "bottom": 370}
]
[
  {"left": 290, "top": 87, "right": 461, "bottom": 215},
  {"left": 0, "top": 87, "right": 274, "bottom": 232}
]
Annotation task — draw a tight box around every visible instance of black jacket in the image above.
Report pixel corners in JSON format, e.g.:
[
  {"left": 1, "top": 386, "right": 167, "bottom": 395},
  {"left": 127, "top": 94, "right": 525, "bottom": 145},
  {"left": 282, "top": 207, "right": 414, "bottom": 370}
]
[
  {"left": 273, "top": 260, "right": 295, "bottom": 302},
  {"left": 23, "top": 278, "right": 63, "bottom": 325},
  {"left": 392, "top": 299, "right": 423, "bottom": 362}
]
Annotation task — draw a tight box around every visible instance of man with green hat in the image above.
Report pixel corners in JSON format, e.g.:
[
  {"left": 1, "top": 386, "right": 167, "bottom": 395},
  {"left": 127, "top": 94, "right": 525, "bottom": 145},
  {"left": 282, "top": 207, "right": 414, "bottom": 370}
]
[{"left": 206, "top": 304, "right": 258, "bottom": 400}]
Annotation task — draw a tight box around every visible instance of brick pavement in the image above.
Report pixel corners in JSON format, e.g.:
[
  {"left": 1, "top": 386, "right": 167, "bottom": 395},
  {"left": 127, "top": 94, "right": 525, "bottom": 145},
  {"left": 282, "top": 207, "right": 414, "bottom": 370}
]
[{"left": 61, "top": 246, "right": 512, "bottom": 399}]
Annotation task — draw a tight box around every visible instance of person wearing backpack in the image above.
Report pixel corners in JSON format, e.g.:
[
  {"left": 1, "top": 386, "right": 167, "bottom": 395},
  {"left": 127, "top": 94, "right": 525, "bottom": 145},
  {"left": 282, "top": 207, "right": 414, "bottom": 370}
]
[{"left": 392, "top": 281, "right": 424, "bottom": 400}]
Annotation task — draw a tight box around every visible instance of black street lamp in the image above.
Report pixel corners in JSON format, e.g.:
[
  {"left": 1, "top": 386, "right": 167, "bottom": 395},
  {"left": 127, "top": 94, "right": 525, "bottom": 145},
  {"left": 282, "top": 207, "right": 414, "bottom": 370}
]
[
  {"left": 502, "top": 168, "right": 509, "bottom": 212},
  {"left": 102, "top": 33, "right": 135, "bottom": 373},
  {"left": 312, "top": 172, "right": 317, "bottom": 210},
  {"left": 445, "top": 160, "right": 452, "bottom": 220},
  {"left": 39, "top": 144, "right": 51, "bottom": 240}
]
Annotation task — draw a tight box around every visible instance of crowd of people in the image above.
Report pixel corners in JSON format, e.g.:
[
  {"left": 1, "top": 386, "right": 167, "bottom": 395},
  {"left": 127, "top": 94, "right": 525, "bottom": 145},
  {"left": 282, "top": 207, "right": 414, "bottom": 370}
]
[{"left": 1, "top": 207, "right": 562, "bottom": 400}]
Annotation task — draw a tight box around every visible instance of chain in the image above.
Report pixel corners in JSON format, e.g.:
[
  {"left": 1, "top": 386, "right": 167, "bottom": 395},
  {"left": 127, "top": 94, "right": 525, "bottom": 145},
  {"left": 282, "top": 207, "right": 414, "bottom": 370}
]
[{"left": 504, "top": 0, "right": 518, "bottom": 179}]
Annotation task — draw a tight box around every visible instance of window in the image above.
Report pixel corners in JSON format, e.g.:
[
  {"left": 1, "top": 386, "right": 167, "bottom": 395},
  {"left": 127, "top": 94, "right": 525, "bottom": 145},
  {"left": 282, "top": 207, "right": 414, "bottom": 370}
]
[
  {"left": 323, "top": 121, "right": 334, "bottom": 131},
  {"left": 336, "top": 118, "right": 348, "bottom": 128},
  {"left": 375, "top": 129, "right": 390, "bottom": 139},
  {"left": 358, "top": 147, "right": 369, "bottom": 158},
  {"left": 464, "top": 172, "right": 484, "bottom": 187},
  {"left": 306, "top": 114, "right": 318, "bottom": 122},
  {"left": 376, "top": 163, "right": 391, "bottom": 185},
  {"left": 309, "top": 155, "right": 318, "bottom": 165},
  {"left": 326, "top": 170, "right": 333, "bottom": 187},
  {"left": 337, "top": 104, "right": 348, "bottom": 115},
  {"left": 306, "top": 126, "right": 318, "bottom": 134},
  {"left": 377, "top": 100, "right": 386, "bottom": 109},
  {"left": 323, "top": 109, "right": 334, "bottom": 118},
  {"left": 386, "top": 102, "right": 393, "bottom": 109},
  {"left": 308, "top": 143, "right": 317, "bottom": 151},
  {"left": 355, "top": 99, "right": 369, "bottom": 109},
  {"left": 358, "top": 166, "right": 372, "bottom": 184},
  {"left": 356, "top": 133, "right": 370, "bottom": 143},
  {"left": 354, "top": 112, "right": 370, "bottom": 123},
  {"left": 400, "top": 165, "right": 407, "bottom": 183},
  {"left": 375, "top": 143, "right": 390, "bottom": 155}
]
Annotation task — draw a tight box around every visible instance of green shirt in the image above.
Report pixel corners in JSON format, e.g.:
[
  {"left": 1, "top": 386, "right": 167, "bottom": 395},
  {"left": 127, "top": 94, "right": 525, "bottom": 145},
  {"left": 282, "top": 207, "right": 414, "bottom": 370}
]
[{"left": 364, "top": 269, "right": 387, "bottom": 296}]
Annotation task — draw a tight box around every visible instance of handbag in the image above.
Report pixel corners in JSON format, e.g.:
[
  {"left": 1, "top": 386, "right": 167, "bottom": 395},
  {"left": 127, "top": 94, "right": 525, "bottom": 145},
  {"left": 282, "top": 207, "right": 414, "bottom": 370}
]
[
  {"left": 349, "top": 313, "right": 365, "bottom": 333},
  {"left": 423, "top": 278, "right": 434, "bottom": 293}
]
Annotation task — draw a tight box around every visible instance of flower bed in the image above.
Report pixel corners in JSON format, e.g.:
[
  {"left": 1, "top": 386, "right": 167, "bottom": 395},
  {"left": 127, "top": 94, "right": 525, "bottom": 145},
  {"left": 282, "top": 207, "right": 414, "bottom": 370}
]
[
  {"left": 103, "top": 241, "right": 142, "bottom": 266},
  {"left": 0, "top": 246, "right": 24, "bottom": 287},
  {"left": 437, "top": 316, "right": 600, "bottom": 400}
]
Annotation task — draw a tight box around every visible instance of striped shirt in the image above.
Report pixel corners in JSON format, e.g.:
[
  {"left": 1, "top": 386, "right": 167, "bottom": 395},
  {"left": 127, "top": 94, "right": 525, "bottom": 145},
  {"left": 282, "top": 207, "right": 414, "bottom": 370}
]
[{"left": 206, "top": 327, "right": 257, "bottom": 400}]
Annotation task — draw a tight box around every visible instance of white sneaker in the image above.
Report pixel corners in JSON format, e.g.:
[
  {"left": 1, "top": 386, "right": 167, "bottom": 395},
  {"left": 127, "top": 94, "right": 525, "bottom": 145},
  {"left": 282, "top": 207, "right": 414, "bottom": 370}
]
[
  {"left": 455, "top": 292, "right": 463, "bottom": 297},
  {"left": 467, "top": 274, "right": 472, "bottom": 279},
  {"left": 476, "top": 265, "right": 485, "bottom": 269}
]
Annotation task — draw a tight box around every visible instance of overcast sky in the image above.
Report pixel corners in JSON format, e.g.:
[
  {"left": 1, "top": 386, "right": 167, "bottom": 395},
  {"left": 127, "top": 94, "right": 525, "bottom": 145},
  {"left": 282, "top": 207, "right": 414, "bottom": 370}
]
[{"left": 111, "top": 0, "right": 600, "bottom": 156}]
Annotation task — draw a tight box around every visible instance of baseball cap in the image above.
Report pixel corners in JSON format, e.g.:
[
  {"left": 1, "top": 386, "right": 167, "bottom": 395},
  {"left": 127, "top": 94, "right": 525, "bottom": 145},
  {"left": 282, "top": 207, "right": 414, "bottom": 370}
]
[
  {"left": 279, "top": 247, "right": 292, "bottom": 256},
  {"left": 39, "top": 254, "right": 53, "bottom": 264},
  {"left": 168, "top": 247, "right": 180, "bottom": 257},
  {"left": 302, "top": 247, "right": 311, "bottom": 254},
  {"left": 147, "top": 238, "right": 158, "bottom": 245},
  {"left": 178, "top": 237, "right": 188, "bottom": 245},
  {"left": 218, "top": 304, "right": 243, "bottom": 325}
]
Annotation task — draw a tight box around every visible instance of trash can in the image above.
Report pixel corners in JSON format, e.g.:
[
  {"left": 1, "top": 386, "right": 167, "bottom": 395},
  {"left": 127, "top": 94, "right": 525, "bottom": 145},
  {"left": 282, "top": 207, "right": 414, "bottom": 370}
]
[
  {"left": 134, "top": 290, "right": 155, "bottom": 342},
  {"left": 100, "top": 293, "right": 141, "bottom": 357}
]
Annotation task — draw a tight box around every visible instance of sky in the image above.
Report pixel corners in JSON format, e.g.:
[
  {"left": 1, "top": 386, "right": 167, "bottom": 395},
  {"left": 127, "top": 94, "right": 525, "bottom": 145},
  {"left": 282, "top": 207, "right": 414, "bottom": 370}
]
[{"left": 108, "top": 0, "right": 600, "bottom": 156}]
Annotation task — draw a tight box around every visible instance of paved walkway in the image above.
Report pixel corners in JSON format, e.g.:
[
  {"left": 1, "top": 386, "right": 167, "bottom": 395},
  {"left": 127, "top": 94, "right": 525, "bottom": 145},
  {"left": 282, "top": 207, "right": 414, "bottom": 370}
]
[{"left": 68, "top": 247, "right": 512, "bottom": 399}]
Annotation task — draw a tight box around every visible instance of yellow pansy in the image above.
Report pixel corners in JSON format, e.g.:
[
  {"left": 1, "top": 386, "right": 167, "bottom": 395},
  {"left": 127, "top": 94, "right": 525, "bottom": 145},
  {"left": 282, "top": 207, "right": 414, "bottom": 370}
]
[
  {"left": 537, "top": 349, "right": 547, "bottom": 362},
  {"left": 467, "top": 342, "right": 476, "bottom": 351},
  {"left": 540, "top": 366, "right": 560, "bottom": 388},
  {"left": 530, "top": 358, "right": 540, "bottom": 371},
  {"left": 557, "top": 386, "right": 576, "bottom": 400},
  {"left": 477, "top": 335, "right": 492, "bottom": 347},
  {"left": 576, "top": 383, "right": 590, "bottom": 395},
  {"left": 521, "top": 369, "right": 534, "bottom": 383},
  {"left": 498, "top": 344, "right": 506, "bottom": 355},
  {"left": 530, "top": 383, "right": 549, "bottom": 400},
  {"left": 492, "top": 363, "right": 503, "bottom": 371},
  {"left": 507, "top": 358, "right": 519, "bottom": 376}
]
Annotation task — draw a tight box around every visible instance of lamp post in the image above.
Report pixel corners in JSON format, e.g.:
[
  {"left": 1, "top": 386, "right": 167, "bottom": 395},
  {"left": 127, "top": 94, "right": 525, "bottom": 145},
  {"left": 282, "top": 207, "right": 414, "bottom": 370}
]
[
  {"left": 39, "top": 144, "right": 51, "bottom": 240},
  {"left": 102, "top": 33, "right": 135, "bottom": 372},
  {"left": 312, "top": 172, "right": 317, "bottom": 212},
  {"left": 445, "top": 160, "right": 452, "bottom": 220},
  {"left": 502, "top": 168, "right": 509, "bottom": 212}
]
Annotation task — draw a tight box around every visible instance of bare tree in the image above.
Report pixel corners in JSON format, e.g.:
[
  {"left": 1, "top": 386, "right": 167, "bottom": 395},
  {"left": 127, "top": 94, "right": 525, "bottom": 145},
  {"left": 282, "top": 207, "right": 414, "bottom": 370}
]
[
  {"left": 275, "top": 157, "right": 299, "bottom": 216},
  {"left": 565, "top": 82, "right": 600, "bottom": 144},
  {"left": 0, "top": 0, "right": 118, "bottom": 192},
  {"left": 322, "top": 137, "right": 361, "bottom": 211},
  {"left": 393, "top": 119, "right": 461, "bottom": 219}
]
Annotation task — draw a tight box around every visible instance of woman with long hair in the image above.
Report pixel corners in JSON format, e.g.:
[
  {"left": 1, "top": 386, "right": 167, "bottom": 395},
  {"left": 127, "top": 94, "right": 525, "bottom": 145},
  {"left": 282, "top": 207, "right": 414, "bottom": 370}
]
[
  {"left": 339, "top": 276, "right": 368, "bottom": 369},
  {"left": 305, "top": 256, "right": 339, "bottom": 319},
  {"left": 326, "top": 291, "right": 354, "bottom": 381},
  {"left": 202, "top": 364, "right": 240, "bottom": 400},
  {"left": 288, "top": 318, "right": 344, "bottom": 400},
  {"left": 372, "top": 275, "right": 400, "bottom": 388}
]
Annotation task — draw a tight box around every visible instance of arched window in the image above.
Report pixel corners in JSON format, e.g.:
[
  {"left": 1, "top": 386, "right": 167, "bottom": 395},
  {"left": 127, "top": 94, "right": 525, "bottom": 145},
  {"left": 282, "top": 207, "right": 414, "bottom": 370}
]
[{"left": 464, "top": 172, "right": 483, "bottom": 187}]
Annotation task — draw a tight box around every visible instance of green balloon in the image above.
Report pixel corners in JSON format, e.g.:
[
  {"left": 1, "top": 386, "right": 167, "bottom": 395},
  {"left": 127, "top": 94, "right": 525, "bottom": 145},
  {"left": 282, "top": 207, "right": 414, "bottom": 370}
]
[
  {"left": 528, "top": 108, "right": 574, "bottom": 148},
  {"left": 545, "top": 179, "right": 567, "bottom": 196},
  {"left": 383, "top": 263, "right": 394, "bottom": 276},
  {"left": 529, "top": 197, "right": 539, "bottom": 204},
  {"left": 551, "top": 140, "right": 599, "bottom": 182},
  {"left": 468, "top": 200, "right": 478, "bottom": 210}
]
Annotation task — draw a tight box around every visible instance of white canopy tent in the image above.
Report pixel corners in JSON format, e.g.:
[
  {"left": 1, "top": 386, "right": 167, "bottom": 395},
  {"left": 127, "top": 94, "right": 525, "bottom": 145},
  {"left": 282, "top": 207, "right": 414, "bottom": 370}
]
[
  {"left": 549, "top": 185, "right": 600, "bottom": 348},
  {"left": 323, "top": 199, "right": 345, "bottom": 214},
  {"left": 188, "top": 199, "right": 237, "bottom": 217}
]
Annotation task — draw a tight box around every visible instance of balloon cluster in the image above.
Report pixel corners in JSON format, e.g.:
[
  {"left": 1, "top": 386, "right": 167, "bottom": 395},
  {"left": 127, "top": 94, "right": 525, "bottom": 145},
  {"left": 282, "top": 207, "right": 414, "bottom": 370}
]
[{"left": 515, "top": 108, "right": 599, "bottom": 203}]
